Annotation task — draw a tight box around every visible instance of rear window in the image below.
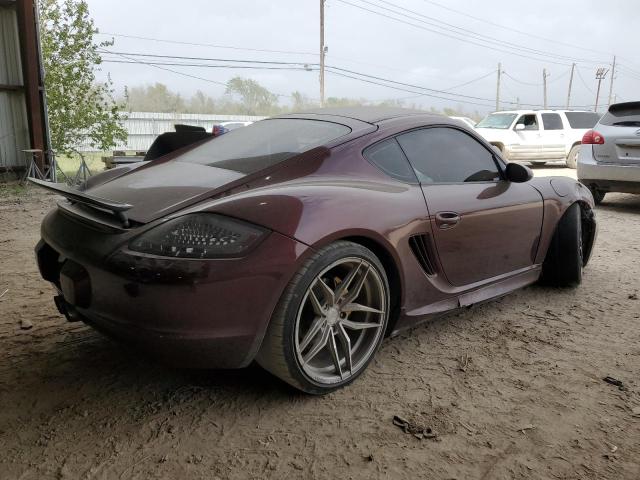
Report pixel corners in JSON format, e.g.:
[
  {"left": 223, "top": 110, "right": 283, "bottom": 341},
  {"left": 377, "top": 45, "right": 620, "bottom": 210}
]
[
  {"left": 178, "top": 119, "right": 351, "bottom": 173},
  {"left": 476, "top": 113, "right": 517, "bottom": 129},
  {"left": 565, "top": 112, "right": 601, "bottom": 129},
  {"left": 599, "top": 103, "right": 640, "bottom": 127},
  {"left": 542, "top": 113, "right": 563, "bottom": 130},
  {"left": 363, "top": 138, "right": 418, "bottom": 184}
]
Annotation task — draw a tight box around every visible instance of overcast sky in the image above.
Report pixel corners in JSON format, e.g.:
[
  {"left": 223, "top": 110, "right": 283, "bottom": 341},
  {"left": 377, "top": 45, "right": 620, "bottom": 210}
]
[{"left": 88, "top": 0, "right": 640, "bottom": 115}]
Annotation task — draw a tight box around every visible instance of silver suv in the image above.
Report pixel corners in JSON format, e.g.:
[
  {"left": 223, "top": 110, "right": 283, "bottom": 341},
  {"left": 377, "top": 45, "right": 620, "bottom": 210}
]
[
  {"left": 475, "top": 110, "right": 601, "bottom": 168},
  {"left": 578, "top": 102, "right": 640, "bottom": 204}
]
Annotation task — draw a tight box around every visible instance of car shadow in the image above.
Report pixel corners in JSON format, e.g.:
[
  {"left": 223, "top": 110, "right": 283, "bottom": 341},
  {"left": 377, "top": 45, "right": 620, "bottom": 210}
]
[
  {"left": 527, "top": 162, "right": 568, "bottom": 169},
  {"left": 597, "top": 193, "right": 640, "bottom": 214},
  {"left": 1, "top": 325, "right": 299, "bottom": 415}
]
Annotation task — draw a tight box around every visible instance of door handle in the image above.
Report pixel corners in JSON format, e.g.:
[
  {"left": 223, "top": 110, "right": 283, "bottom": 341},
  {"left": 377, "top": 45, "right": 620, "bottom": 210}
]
[{"left": 435, "top": 211, "right": 460, "bottom": 229}]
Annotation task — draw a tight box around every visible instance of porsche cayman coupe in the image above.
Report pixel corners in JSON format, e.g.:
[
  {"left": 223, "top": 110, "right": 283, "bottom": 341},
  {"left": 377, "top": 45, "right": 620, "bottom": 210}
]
[{"left": 32, "top": 107, "right": 597, "bottom": 394}]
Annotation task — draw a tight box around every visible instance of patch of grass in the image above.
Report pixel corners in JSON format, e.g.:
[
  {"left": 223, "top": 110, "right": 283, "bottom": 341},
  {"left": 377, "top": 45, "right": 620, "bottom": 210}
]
[
  {"left": 55, "top": 152, "right": 108, "bottom": 180},
  {"left": 0, "top": 182, "right": 27, "bottom": 197}
]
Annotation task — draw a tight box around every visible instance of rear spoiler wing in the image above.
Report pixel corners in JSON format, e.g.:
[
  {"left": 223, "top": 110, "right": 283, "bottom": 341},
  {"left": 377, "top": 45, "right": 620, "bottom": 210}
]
[{"left": 28, "top": 178, "right": 133, "bottom": 228}]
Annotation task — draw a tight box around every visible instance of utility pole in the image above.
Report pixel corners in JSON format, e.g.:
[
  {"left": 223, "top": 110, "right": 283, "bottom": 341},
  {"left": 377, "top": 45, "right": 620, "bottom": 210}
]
[
  {"left": 608, "top": 55, "right": 616, "bottom": 107},
  {"left": 495, "top": 62, "right": 501, "bottom": 111},
  {"left": 595, "top": 67, "right": 609, "bottom": 112},
  {"left": 543, "top": 68, "right": 549, "bottom": 109},
  {"left": 566, "top": 63, "right": 575, "bottom": 109},
  {"left": 319, "top": 0, "right": 326, "bottom": 106}
]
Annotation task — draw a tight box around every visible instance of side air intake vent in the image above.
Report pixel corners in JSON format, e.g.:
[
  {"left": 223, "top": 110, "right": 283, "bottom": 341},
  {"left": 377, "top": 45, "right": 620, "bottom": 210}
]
[{"left": 409, "top": 234, "right": 437, "bottom": 276}]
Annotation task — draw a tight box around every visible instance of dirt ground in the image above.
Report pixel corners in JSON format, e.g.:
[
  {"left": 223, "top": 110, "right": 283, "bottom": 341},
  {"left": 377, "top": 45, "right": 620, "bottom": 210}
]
[{"left": 1, "top": 168, "right": 639, "bottom": 480}]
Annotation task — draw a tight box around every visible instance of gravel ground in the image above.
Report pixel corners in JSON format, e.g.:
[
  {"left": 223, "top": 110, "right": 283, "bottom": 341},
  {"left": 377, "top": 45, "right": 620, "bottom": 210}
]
[{"left": 0, "top": 168, "right": 639, "bottom": 480}]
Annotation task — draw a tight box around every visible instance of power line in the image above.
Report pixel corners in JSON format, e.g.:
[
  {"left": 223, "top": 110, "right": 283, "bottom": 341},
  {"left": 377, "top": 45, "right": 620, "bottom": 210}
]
[
  {"left": 326, "top": 65, "right": 595, "bottom": 109},
  {"left": 99, "top": 48, "right": 505, "bottom": 104},
  {"left": 442, "top": 70, "right": 497, "bottom": 92},
  {"left": 503, "top": 68, "right": 570, "bottom": 87},
  {"left": 418, "top": 0, "right": 616, "bottom": 59},
  {"left": 352, "top": 0, "right": 604, "bottom": 65},
  {"left": 97, "top": 32, "right": 317, "bottom": 56},
  {"left": 102, "top": 59, "right": 315, "bottom": 71},
  {"left": 334, "top": 0, "right": 600, "bottom": 66},
  {"left": 576, "top": 67, "right": 596, "bottom": 95},
  {"left": 326, "top": 65, "right": 496, "bottom": 102},
  {"left": 325, "top": 69, "right": 495, "bottom": 107},
  {"left": 101, "top": 50, "right": 294, "bottom": 98},
  {"left": 382, "top": 70, "right": 496, "bottom": 101},
  {"left": 617, "top": 65, "right": 640, "bottom": 81},
  {"left": 99, "top": 49, "right": 315, "bottom": 66},
  {"left": 98, "top": 31, "right": 413, "bottom": 75}
]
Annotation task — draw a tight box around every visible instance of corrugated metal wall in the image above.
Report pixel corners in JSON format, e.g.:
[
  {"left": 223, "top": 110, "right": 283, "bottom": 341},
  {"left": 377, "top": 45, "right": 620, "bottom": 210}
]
[
  {"left": 0, "top": 6, "right": 29, "bottom": 170},
  {"left": 78, "top": 112, "right": 266, "bottom": 152}
]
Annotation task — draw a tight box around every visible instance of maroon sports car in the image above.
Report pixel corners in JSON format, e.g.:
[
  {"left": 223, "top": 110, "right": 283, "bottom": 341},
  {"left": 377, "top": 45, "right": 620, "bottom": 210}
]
[{"left": 32, "top": 107, "right": 597, "bottom": 394}]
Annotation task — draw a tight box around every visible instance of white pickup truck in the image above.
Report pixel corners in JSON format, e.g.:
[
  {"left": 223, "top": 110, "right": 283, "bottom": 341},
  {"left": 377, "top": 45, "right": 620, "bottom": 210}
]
[{"left": 475, "top": 110, "right": 601, "bottom": 168}]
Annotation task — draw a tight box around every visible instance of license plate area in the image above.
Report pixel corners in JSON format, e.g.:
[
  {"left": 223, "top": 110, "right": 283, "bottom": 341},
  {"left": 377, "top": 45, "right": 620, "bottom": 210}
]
[{"left": 59, "top": 260, "right": 92, "bottom": 308}]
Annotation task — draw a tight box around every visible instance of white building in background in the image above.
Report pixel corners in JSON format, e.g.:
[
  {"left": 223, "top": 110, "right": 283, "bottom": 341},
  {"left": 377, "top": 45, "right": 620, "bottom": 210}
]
[{"left": 78, "top": 112, "right": 266, "bottom": 152}]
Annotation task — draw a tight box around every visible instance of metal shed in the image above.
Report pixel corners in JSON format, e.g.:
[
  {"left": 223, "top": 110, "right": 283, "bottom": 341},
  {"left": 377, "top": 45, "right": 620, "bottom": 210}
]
[{"left": 0, "top": 0, "right": 49, "bottom": 178}]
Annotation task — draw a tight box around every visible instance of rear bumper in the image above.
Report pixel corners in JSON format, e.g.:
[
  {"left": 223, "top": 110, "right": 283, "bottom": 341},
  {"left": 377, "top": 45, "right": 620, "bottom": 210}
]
[
  {"left": 37, "top": 209, "right": 310, "bottom": 368},
  {"left": 578, "top": 145, "right": 640, "bottom": 193}
]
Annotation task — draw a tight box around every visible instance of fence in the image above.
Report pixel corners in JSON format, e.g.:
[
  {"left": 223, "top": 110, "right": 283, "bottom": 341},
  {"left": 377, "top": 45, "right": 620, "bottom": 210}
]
[{"left": 77, "top": 112, "right": 266, "bottom": 152}]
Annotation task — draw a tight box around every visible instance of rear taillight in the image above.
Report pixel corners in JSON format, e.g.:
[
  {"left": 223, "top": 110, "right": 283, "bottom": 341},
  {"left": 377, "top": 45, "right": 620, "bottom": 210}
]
[{"left": 582, "top": 130, "right": 605, "bottom": 144}]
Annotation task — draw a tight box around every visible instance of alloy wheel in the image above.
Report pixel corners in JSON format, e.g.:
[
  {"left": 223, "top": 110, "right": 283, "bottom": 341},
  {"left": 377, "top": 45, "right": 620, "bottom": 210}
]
[{"left": 294, "top": 257, "right": 387, "bottom": 385}]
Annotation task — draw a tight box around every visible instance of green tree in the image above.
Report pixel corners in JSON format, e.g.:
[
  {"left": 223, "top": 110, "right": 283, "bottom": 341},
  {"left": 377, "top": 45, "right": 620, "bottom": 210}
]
[
  {"left": 324, "top": 96, "right": 367, "bottom": 107},
  {"left": 39, "top": 0, "right": 126, "bottom": 154},
  {"left": 291, "top": 91, "right": 318, "bottom": 111},
  {"left": 124, "top": 83, "right": 187, "bottom": 113},
  {"left": 225, "top": 77, "right": 279, "bottom": 115}
]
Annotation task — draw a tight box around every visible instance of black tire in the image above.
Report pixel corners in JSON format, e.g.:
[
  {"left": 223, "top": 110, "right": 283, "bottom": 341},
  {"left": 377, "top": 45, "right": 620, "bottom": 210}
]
[
  {"left": 589, "top": 185, "right": 606, "bottom": 205},
  {"left": 540, "top": 203, "right": 583, "bottom": 287},
  {"left": 256, "top": 241, "right": 390, "bottom": 394},
  {"left": 566, "top": 145, "right": 580, "bottom": 169}
]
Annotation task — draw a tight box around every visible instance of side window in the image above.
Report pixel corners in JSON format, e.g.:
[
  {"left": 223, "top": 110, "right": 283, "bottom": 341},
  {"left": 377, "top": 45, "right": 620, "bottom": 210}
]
[
  {"left": 396, "top": 128, "right": 501, "bottom": 184},
  {"left": 541, "top": 113, "right": 564, "bottom": 130},
  {"left": 515, "top": 114, "right": 539, "bottom": 130},
  {"left": 363, "top": 138, "right": 418, "bottom": 184}
]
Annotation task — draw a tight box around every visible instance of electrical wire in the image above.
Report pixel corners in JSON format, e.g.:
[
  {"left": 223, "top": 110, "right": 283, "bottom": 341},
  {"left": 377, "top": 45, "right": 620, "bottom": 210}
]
[
  {"left": 389, "top": 70, "right": 495, "bottom": 102},
  {"left": 325, "top": 69, "right": 495, "bottom": 107},
  {"left": 99, "top": 48, "right": 510, "bottom": 105},
  {"left": 326, "top": 65, "right": 497, "bottom": 102},
  {"left": 101, "top": 50, "right": 294, "bottom": 98},
  {"left": 102, "top": 59, "right": 315, "bottom": 71},
  {"left": 503, "top": 68, "right": 570, "bottom": 87},
  {"left": 351, "top": 0, "right": 605, "bottom": 65},
  {"left": 335, "top": 0, "right": 597, "bottom": 67},
  {"left": 97, "top": 32, "right": 317, "bottom": 56},
  {"left": 328, "top": 64, "right": 596, "bottom": 109},
  {"left": 99, "top": 49, "right": 316, "bottom": 66},
  {"left": 418, "top": 0, "right": 616, "bottom": 59},
  {"left": 576, "top": 67, "right": 596, "bottom": 95}
]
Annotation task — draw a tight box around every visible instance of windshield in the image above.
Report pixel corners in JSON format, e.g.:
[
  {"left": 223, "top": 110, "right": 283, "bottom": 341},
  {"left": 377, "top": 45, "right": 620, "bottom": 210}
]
[
  {"left": 476, "top": 113, "right": 517, "bottom": 129},
  {"left": 178, "top": 118, "right": 351, "bottom": 173}
]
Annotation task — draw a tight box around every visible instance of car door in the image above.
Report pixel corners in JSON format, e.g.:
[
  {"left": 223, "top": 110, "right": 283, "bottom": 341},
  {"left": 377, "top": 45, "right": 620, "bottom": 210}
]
[
  {"left": 511, "top": 113, "right": 544, "bottom": 161},
  {"left": 540, "top": 112, "right": 567, "bottom": 159},
  {"left": 396, "top": 127, "right": 544, "bottom": 287}
]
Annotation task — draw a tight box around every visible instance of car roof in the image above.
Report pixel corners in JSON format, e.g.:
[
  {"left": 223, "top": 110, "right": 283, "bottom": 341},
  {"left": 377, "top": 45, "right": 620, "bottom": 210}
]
[
  {"left": 490, "top": 109, "right": 594, "bottom": 115},
  {"left": 277, "top": 106, "right": 436, "bottom": 125}
]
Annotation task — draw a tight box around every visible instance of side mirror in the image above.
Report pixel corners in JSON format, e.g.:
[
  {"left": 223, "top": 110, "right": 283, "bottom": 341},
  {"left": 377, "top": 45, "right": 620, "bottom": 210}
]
[
  {"left": 514, "top": 123, "right": 525, "bottom": 131},
  {"left": 505, "top": 162, "right": 533, "bottom": 183}
]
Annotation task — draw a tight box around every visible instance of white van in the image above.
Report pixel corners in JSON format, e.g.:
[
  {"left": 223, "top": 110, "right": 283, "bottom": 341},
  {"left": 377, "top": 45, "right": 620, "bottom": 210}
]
[{"left": 475, "top": 110, "right": 601, "bottom": 168}]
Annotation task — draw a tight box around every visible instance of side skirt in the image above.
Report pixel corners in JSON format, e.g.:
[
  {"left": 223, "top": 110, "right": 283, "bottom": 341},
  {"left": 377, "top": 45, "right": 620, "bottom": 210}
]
[{"left": 391, "top": 266, "right": 541, "bottom": 335}]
